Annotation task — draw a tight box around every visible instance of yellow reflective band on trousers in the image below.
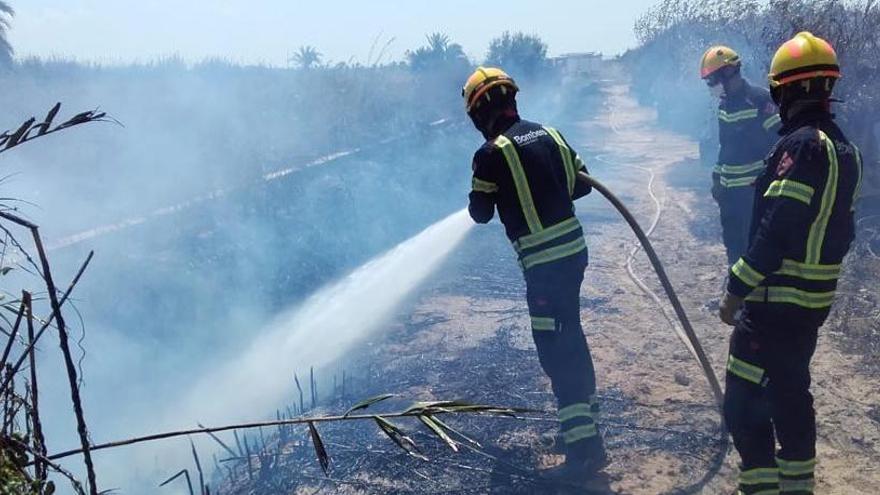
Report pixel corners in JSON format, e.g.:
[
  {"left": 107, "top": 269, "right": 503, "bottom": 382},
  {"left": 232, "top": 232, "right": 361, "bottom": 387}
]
[
  {"left": 740, "top": 467, "right": 780, "bottom": 486},
  {"left": 720, "top": 175, "right": 758, "bottom": 187},
  {"left": 520, "top": 237, "right": 586, "bottom": 270},
  {"left": 495, "top": 135, "right": 543, "bottom": 234},
  {"left": 775, "top": 259, "right": 840, "bottom": 281},
  {"left": 727, "top": 355, "right": 765, "bottom": 385},
  {"left": 778, "top": 457, "right": 816, "bottom": 494},
  {"left": 763, "top": 114, "right": 782, "bottom": 130},
  {"left": 531, "top": 316, "right": 555, "bottom": 331},
  {"left": 472, "top": 177, "right": 498, "bottom": 193},
  {"left": 764, "top": 179, "right": 815, "bottom": 205},
  {"left": 543, "top": 127, "right": 575, "bottom": 196},
  {"left": 745, "top": 287, "right": 835, "bottom": 309},
  {"left": 715, "top": 161, "right": 765, "bottom": 176},
  {"left": 720, "top": 108, "right": 759, "bottom": 123},
  {"left": 514, "top": 216, "right": 580, "bottom": 252},
  {"left": 777, "top": 457, "right": 816, "bottom": 476},
  {"left": 732, "top": 258, "right": 766, "bottom": 287},
  {"left": 806, "top": 131, "right": 839, "bottom": 264},
  {"left": 558, "top": 403, "right": 593, "bottom": 422},
  {"left": 562, "top": 424, "right": 598, "bottom": 444},
  {"left": 780, "top": 479, "right": 814, "bottom": 493}
]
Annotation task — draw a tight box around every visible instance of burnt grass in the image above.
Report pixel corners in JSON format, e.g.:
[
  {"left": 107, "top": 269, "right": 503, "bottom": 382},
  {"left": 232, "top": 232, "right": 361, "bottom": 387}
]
[
  {"left": 214, "top": 327, "right": 724, "bottom": 495},
  {"left": 213, "top": 223, "right": 726, "bottom": 494},
  {"left": 827, "top": 249, "right": 880, "bottom": 374}
]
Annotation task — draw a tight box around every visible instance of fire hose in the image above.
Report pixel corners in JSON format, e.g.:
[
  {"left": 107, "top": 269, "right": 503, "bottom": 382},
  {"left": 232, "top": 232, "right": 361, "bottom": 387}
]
[
  {"left": 580, "top": 171, "right": 729, "bottom": 492},
  {"left": 578, "top": 171, "right": 725, "bottom": 411}
]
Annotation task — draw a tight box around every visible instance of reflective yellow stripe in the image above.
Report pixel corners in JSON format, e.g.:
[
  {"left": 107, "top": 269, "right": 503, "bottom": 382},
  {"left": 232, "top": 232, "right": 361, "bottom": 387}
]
[
  {"left": 732, "top": 258, "right": 765, "bottom": 287},
  {"left": 495, "top": 135, "right": 543, "bottom": 233},
  {"left": 520, "top": 237, "right": 586, "bottom": 270},
  {"left": 719, "top": 108, "right": 759, "bottom": 122},
  {"left": 514, "top": 216, "right": 580, "bottom": 251},
  {"left": 558, "top": 403, "right": 592, "bottom": 422},
  {"left": 806, "top": 131, "right": 839, "bottom": 264},
  {"left": 724, "top": 108, "right": 759, "bottom": 119},
  {"left": 780, "top": 479, "right": 814, "bottom": 493},
  {"left": 777, "top": 457, "right": 816, "bottom": 476},
  {"left": 717, "top": 161, "right": 765, "bottom": 175},
  {"left": 472, "top": 177, "right": 498, "bottom": 193},
  {"left": 745, "top": 287, "right": 835, "bottom": 309},
  {"left": 853, "top": 144, "right": 863, "bottom": 212},
  {"left": 776, "top": 259, "right": 840, "bottom": 281},
  {"left": 740, "top": 467, "right": 780, "bottom": 485},
  {"left": 727, "top": 355, "right": 765, "bottom": 385},
  {"left": 763, "top": 114, "right": 782, "bottom": 130},
  {"left": 531, "top": 316, "right": 555, "bottom": 331},
  {"left": 543, "top": 127, "right": 575, "bottom": 196},
  {"left": 562, "top": 424, "right": 598, "bottom": 444},
  {"left": 720, "top": 175, "right": 757, "bottom": 187},
  {"left": 764, "top": 179, "right": 814, "bottom": 205}
]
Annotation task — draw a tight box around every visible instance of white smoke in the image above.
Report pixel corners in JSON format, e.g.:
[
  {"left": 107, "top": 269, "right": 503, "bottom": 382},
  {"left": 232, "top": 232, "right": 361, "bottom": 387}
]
[
  {"left": 174, "top": 208, "right": 472, "bottom": 424},
  {"left": 92, "top": 208, "right": 474, "bottom": 492}
]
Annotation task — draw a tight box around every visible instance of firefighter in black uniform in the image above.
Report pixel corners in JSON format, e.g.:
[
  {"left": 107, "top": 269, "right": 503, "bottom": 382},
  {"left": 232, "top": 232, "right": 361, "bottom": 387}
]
[
  {"left": 719, "top": 32, "right": 863, "bottom": 495},
  {"left": 463, "top": 67, "right": 607, "bottom": 479},
  {"left": 701, "top": 46, "right": 782, "bottom": 266}
]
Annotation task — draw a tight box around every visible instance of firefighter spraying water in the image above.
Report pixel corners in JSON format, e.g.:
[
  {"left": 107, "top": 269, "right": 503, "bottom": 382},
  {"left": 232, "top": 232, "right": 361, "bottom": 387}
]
[
  {"left": 463, "top": 67, "right": 608, "bottom": 483},
  {"left": 462, "top": 65, "right": 732, "bottom": 489}
]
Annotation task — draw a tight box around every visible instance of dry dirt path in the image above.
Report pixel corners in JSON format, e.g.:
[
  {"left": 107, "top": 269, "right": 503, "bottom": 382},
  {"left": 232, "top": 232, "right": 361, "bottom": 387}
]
[{"left": 577, "top": 74, "right": 880, "bottom": 494}]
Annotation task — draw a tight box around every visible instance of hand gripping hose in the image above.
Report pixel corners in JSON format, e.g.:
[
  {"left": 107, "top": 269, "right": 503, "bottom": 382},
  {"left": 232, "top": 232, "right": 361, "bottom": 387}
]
[{"left": 579, "top": 172, "right": 724, "bottom": 410}]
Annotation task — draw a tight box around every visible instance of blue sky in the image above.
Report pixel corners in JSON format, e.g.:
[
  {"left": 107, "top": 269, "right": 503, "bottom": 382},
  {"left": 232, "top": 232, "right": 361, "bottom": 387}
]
[{"left": 9, "top": 1, "right": 660, "bottom": 65}]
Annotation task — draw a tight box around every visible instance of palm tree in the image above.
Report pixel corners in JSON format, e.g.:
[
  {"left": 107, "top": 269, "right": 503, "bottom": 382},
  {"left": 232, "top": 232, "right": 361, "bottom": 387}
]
[
  {"left": 406, "top": 33, "right": 469, "bottom": 73},
  {"left": 425, "top": 33, "right": 452, "bottom": 54},
  {"left": 0, "top": 2, "right": 13, "bottom": 68},
  {"left": 290, "top": 45, "right": 322, "bottom": 70}
]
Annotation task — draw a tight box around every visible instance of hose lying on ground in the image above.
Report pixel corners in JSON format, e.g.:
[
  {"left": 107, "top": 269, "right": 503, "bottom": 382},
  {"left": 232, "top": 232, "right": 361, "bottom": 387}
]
[
  {"left": 594, "top": 154, "right": 702, "bottom": 361},
  {"left": 579, "top": 171, "right": 724, "bottom": 411}
]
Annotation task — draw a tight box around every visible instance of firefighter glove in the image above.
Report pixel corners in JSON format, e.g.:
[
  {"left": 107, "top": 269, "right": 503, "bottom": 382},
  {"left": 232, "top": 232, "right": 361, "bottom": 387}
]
[{"left": 719, "top": 291, "right": 743, "bottom": 326}]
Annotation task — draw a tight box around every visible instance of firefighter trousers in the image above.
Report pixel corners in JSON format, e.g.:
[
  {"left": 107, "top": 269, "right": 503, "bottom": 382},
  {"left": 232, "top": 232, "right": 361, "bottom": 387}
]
[
  {"left": 723, "top": 310, "right": 819, "bottom": 494},
  {"left": 715, "top": 185, "right": 755, "bottom": 266},
  {"left": 524, "top": 249, "right": 603, "bottom": 461}
]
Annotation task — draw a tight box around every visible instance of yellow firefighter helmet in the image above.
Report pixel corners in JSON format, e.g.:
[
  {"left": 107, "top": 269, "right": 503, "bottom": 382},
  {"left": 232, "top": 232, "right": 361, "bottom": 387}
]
[
  {"left": 700, "top": 46, "right": 741, "bottom": 79},
  {"left": 768, "top": 31, "right": 840, "bottom": 88},
  {"left": 462, "top": 67, "right": 519, "bottom": 113}
]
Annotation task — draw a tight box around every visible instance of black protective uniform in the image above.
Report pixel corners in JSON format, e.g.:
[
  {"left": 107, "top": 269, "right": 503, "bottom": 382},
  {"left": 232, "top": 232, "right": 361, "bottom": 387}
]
[
  {"left": 714, "top": 81, "right": 782, "bottom": 265},
  {"left": 724, "top": 107, "right": 862, "bottom": 495},
  {"left": 468, "top": 116, "right": 603, "bottom": 460}
]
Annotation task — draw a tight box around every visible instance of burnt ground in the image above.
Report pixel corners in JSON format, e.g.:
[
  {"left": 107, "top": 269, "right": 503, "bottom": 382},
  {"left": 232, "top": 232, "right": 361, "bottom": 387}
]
[{"left": 214, "top": 67, "right": 880, "bottom": 494}]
